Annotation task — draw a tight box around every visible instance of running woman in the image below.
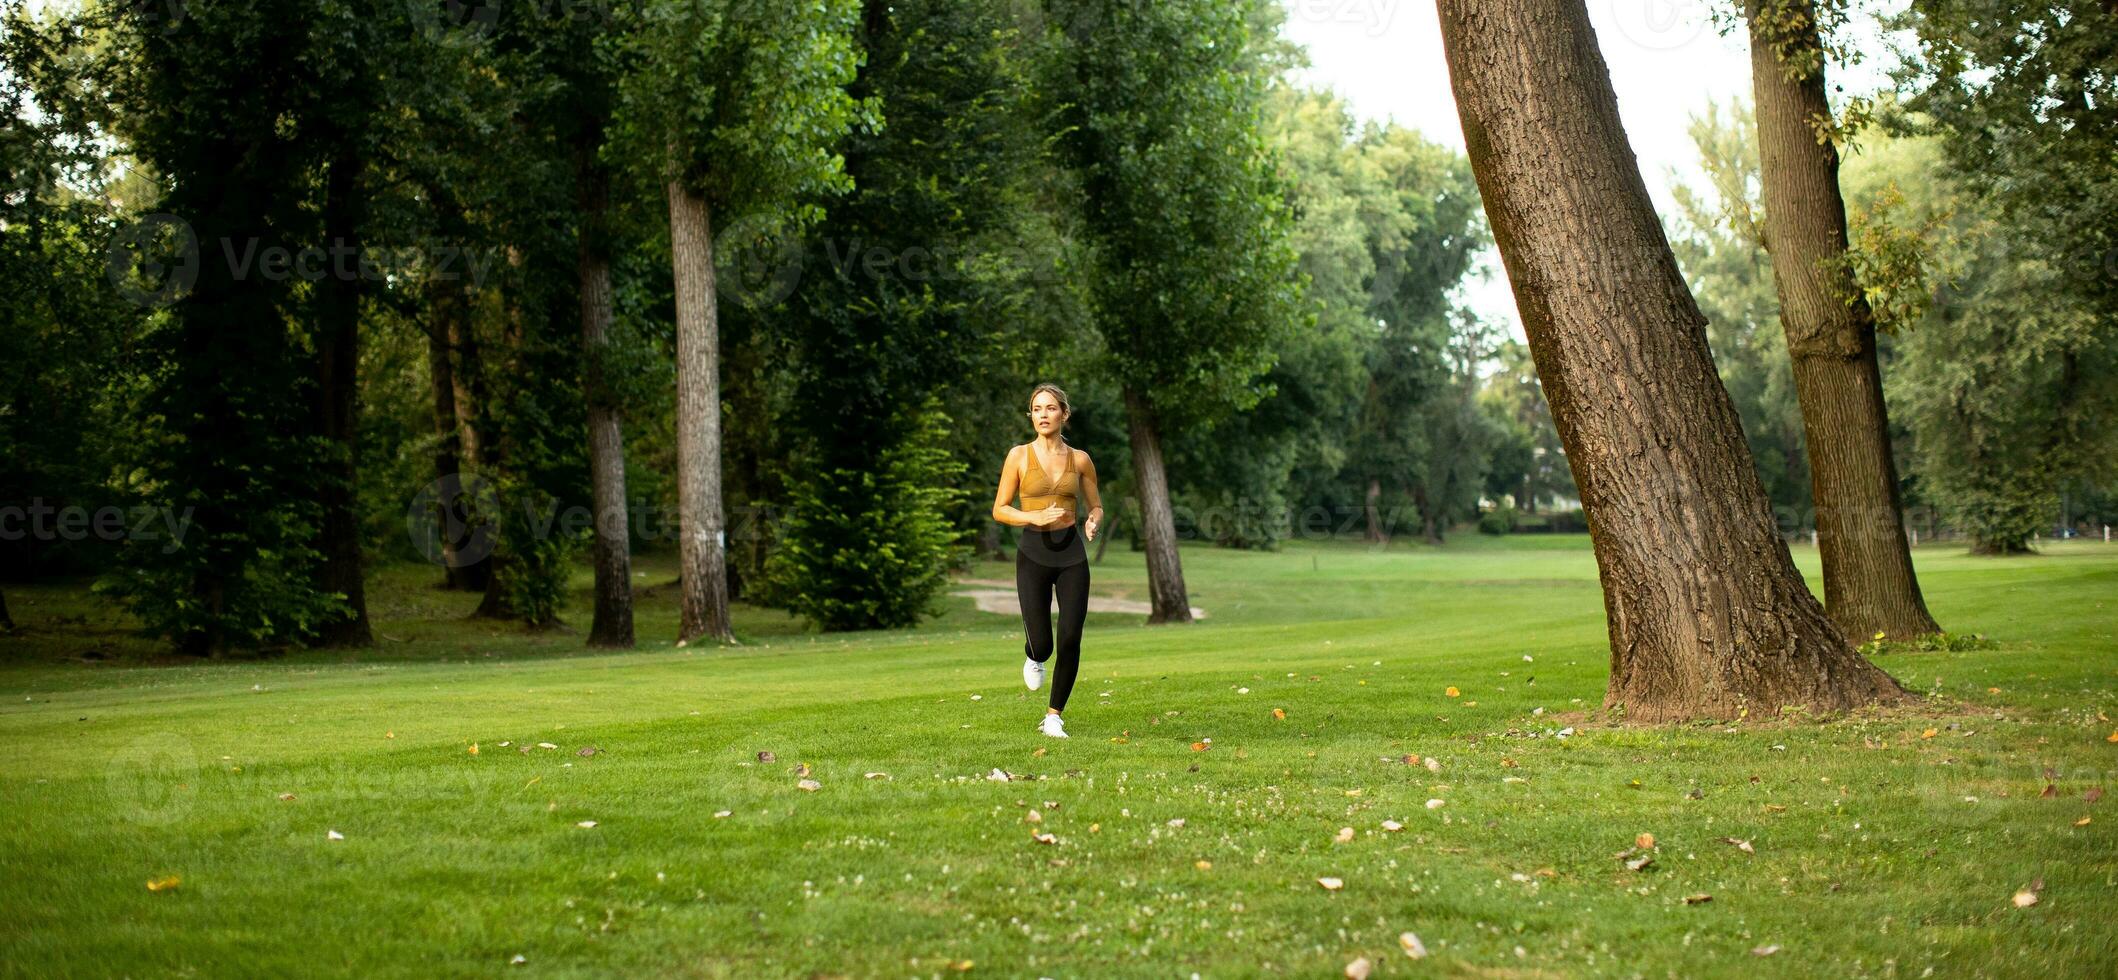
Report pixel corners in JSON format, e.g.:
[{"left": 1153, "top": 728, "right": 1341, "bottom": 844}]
[{"left": 990, "top": 383, "right": 1102, "bottom": 738}]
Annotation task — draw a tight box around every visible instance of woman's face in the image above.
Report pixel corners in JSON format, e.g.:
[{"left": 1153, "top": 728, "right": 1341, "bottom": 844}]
[{"left": 1028, "top": 392, "right": 1066, "bottom": 436}]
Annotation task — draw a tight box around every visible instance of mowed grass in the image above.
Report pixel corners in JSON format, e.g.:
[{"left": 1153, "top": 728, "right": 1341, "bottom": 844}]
[{"left": 1, "top": 535, "right": 2114, "bottom": 978}]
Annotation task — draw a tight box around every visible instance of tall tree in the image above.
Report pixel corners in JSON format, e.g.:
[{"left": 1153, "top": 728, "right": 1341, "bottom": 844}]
[
  {"left": 1745, "top": 0, "right": 1939, "bottom": 640},
  {"left": 616, "top": 0, "right": 867, "bottom": 644},
  {"left": 1433, "top": 0, "right": 1908, "bottom": 720},
  {"left": 1047, "top": 0, "right": 1304, "bottom": 621}
]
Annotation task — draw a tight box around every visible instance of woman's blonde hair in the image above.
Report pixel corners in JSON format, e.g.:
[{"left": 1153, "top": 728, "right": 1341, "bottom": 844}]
[{"left": 1027, "top": 383, "right": 1071, "bottom": 425}]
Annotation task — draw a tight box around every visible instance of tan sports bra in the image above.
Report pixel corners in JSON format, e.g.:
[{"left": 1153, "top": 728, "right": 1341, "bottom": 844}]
[{"left": 1017, "top": 442, "right": 1078, "bottom": 513}]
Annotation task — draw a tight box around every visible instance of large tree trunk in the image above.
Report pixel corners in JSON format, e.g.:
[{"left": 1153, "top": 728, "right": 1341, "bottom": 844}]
[
  {"left": 311, "top": 149, "right": 372, "bottom": 648},
  {"left": 1122, "top": 385, "right": 1192, "bottom": 624},
  {"left": 1434, "top": 0, "right": 1909, "bottom": 722},
  {"left": 1747, "top": 0, "right": 1940, "bottom": 642},
  {"left": 0, "top": 587, "right": 12, "bottom": 631},
  {"left": 578, "top": 144, "right": 634, "bottom": 648},
  {"left": 667, "top": 180, "right": 736, "bottom": 644},
  {"left": 472, "top": 247, "right": 525, "bottom": 622}
]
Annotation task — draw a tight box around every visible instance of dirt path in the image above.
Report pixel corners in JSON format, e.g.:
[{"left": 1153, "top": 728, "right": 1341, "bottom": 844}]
[{"left": 950, "top": 578, "right": 1208, "bottom": 619}]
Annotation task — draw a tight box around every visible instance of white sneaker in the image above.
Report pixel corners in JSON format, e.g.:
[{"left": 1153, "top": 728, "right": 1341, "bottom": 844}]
[
  {"left": 1039, "top": 713, "right": 1068, "bottom": 738},
  {"left": 1023, "top": 656, "right": 1045, "bottom": 691}
]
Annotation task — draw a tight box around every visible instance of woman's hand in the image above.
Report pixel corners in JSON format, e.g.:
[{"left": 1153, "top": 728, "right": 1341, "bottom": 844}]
[
  {"left": 1084, "top": 513, "right": 1099, "bottom": 541},
  {"left": 1032, "top": 504, "right": 1067, "bottom": 528}
]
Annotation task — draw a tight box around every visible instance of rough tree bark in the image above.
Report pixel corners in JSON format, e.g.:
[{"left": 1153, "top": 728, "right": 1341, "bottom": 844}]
[
  {"left": 577, "top": 141, "right": 634, "bottom": 648},
  {"left": 1746, "top": 0, "right": 1940, "bottom": 641},
  {"left": 1122, "top": 386, "right": 1192, "bottom": 624},
  {"left": 0, "top": 587, "right": 12, "bottom": 631},
  {"left": 310, "top": 147, "right": 372, "bottom": 647},
  {"left": 1434, "top": 0, "right": 1909, "bottom": 721},
  {"left": 667, "top": 180, "right": 736, "bottom": 644}
]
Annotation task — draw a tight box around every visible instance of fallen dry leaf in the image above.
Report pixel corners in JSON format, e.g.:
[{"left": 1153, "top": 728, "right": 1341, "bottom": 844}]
[
  {"left": 796, "top": 762, "right": 813, "bottom": 777},
  {"left": 1751, "top": 945, "right": 1781, "bottom": 957},
  {"left": 1195, "top": 860, "right": 1212, "bottom": 870},
  {"left": 1344, "top": 956, "right": 1372, "bottom": 980},
  {"left": 468, "top": 744, "right": 479, "bottom": 756},
  {"left": 1032, "top": 747, "right": 1047, "bottom": 757},
  {"left": 277, "top": 793, "right": 296, "bottom": 802},
  {"left": 1334, "top": 827, "right": 1355, "bottom": 844},
  {"left": 1445, "top": 687, "right": 1461, "bottom": 698},
  {"left": 797, "top": 779, "right": 821, "bottom": 792},
  {"left": 537, "top": 742, "right": 558, "bottom": 750},
  {"left": 1191, "top": 742, "right": 1208, "bottom": 752},
  {"left": 1683, "top": 893, "right": 1712, "bottom": 905},
  {"left": 1636, "top": 832, "right": 1656, "bottom": 850},
  {"left": 2107, "top": 731, "right": 2118, "bottom": 743},
  {"left": 864, "top": 772, "right": 890, "bottom": 780},
  {"left": 1424, "top": 757, "right": 1442, "bottom": 773},
  {"left": 1399, "top": 932, "right": 1427, "bottom": 959},
  {"left": 1167, "top": 818, "right": 1187, "bottom": 828},
  {"left": 1317, "top": 876, "right": 1344, "bottom": 891},
  {"left": 1031, "top": 832, "right": 1057, "bottom": 845},
  {"left": 1625, "top": 854, "right": 1654, "bottom": 872},
  {"left": 1273, "top": 708, "right": 1287, "bottom": 720},
  {"left": 2013, "top": 888, "right": 2039, "bottom": 908},
  {"left": 1921, "top": 729, "right": 1938, "bottom": 740},
  {"left": 1719, "top": 836, "right": 1756, "bottom": 854},
  {"left": 1764, "top": 804, "right": 1787, "bottom": 813},
  {"left": 757, "top": 751, "right": 776, "bottom": 763},
  {"left": 1380, "top": 820, "right": 1404, "bottom": 832},
  {"left": 713, "top": 810, "right": 732, "bottom": 818},
  {"left": 2085, "top": 787, "right": 2105, "bottom": 803},
  {"left": 577, "top": 746, "right": 598, "bottom": 757},
  {"left": 327, "top": 830, "right": 344, "bottom": 841},
  {"left": 145, "top": 875, "right": 180, "bottom": 892},
  {"left": 1501, "top": 758, "right": 1518, "bottom": 768},
  {"left": 1026, "top": 810, "right": 1043, "bottom": 824},
  {"left": 2041, "top": 783, "right": 2058, "bottom": 798},
  {"left": 576, "top": 820, "right": 597, "bottom": 829},
  {"left": 2074, "top": 816, "right": 2091, "bottom": 827},
  {"left": 1425, "top": 799, "right": 1444, "bottom": 810}
]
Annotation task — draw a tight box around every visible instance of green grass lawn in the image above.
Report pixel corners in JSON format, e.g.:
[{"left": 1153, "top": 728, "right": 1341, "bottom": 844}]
[{"left": 2, "top": 535, "right": 2114, "bottom": 977}]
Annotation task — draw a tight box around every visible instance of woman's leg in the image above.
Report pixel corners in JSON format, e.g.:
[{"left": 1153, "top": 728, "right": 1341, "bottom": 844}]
[
  {"left": 1047, "top": 560, "right": 1090, "bottom": 712},
  {"left": 1016, "top": 552, "right": 1055, "bottom": 664}
]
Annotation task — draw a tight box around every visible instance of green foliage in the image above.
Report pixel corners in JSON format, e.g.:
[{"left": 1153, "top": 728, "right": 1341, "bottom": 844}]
[
  {"left": 761, "top": 403, "right": 971, "bottom": 631},
  {"left": 1047, "top": 0, "right": 1305, "bottom": 434},
  {"left": 1477, "top": 505, "right": 1517, "bottom": 536}
]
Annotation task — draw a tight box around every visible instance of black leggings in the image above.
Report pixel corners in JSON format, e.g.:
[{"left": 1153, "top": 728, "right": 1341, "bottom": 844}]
[{"left": 1017, "top": 552, "right": 1089, "bottom": 712}]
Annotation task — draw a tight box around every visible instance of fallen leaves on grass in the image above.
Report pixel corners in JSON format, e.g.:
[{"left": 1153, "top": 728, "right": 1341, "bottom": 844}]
[
  {"left": 537, "top": 742, "right": 558, "bottom": 750},
  {"left": 1445, "top": 687, "right": 1460, "bottom": 698},
  {"left": 1683, "top": 893, "right": 1712, "bottom": 905},
  {"left": 1399, "top": 932, "right": 1428, "bottom": 959},
  {"left": 1719, "top": 836, "right": 1756, "bottom": 854},
  {"left": 1334, "top": 827, "right": 1354, "bottom": 844},
  {"left": 145, "top": 875, "right": 180, "bottom": 892},
  {"left": 796, "top": 762, "right": 812, "bottom": 777},
  {"left": 2086, "top": 787, "right": 2104, "bottom": 803},
  {"left": 1921, "top": 729, "right": 1938, "bottom": 740},
  {"left": 1166, "top": 818, "right": 1186, "bottom": 828},
  {"left": 2074, "top": 816, "right": 2091, "bottom": 827},
  {"left": 1195, "top": 860, "right": 1212, "bottom": 871},
  {"left": 1380, "top": 820, "right": 1403, "bottom": 832},
  {"left": 757, "top": 751, "right": 776, "bottom": 763},
  {"left": 713, "top": 810, "right": 732, "bottom": 818},
  {"left": 1272, "top": 708, "right": 1286, "bottom": 721},
  {"left": 577, "top": 746, "right": 599, "bottom": 757},
  {"left": 277, "top": 793, "right": 296, "bottom": 802},
  {"left": 865, "top": 772, "right": 890, "bottom": 780},
  {"left": 1190, "top": 742, "right": 1209, "bottom": 752},
  {"left": 576, "top": 820, "right": 597, "bottom": 829},
  {"left": 1026, "top": 810, "right": 1042, "bottom": 824},
  {"left": 1031, "top": 832, "right": 1057, "bottom": 845},
  {"left": 1425, "top": 799, "right": 1444, "bottom": 810},
  {"left": 797, "top": 779, "right": 821, "bottom": 792},
  {"left": 2013, "top": 878, "right": 2044, "bottom": 908},
  {"left": 1635, "top": 832, "right": 1656, "bottom": 850},
  {"left": 1344, "top": 956, "right": 1372, "bottom": 979},
  {"left": 1424, "top": 757, "right": 1442, "bottom": 773},
  {"left": 467, "top": 744, "right": 479, "bottom": 756},
  {"left": 326, "top": 830, "right": 344, "bottom": 841},
  {"left": 1751, "top": 945, "right": 1781, "bottom": 957},
  {"left": 1317, "top": 876, "right": 1344, "bottom": 891}
]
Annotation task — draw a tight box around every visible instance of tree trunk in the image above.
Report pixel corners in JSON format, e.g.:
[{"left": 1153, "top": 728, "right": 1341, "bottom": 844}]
[
  {"left": 1364, "top": 477, "right": 1387, "bottom": 543},
  {"left": 424, "top": 271, "right": 481, "bottom": 590},
  {"left": 1434, "top": 0, "right": 1909, "bottom": 722},
  {"left": 472, "top": 247, "right": 525, "bottom": 622},
  {"left": 0, "top": 587, "right": 12, "bottom": 631},
  {"left": 1414, "top": 482, "right": 1441, "bottom": 544},
  {"left": 310, "top": 148, "right": 372, "bottom": 648},
  {"left": 578, "top": 144, "right": 634, "bottom": 648},
  {"left": 1746, "top": 0, "right": 1940, "bottom": 641},
  {"left": 667, "top": 180, "right": 736, "bottom": 644},
  {"left": 1093, "top": 492, "right": 1118, "bottom": 564},
  {"left": 1122, "top": 385, "right": 1192, "bottom": 624}
]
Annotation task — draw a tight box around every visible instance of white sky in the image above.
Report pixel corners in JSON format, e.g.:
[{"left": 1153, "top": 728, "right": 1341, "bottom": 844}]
[{"left": 1277, "top": 0, "right": 1904, "bottom": 335}]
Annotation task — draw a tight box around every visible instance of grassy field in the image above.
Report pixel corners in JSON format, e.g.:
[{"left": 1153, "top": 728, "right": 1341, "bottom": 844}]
[{"left": 1, "top": 535, "right": 2113, "bottom": 977}]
